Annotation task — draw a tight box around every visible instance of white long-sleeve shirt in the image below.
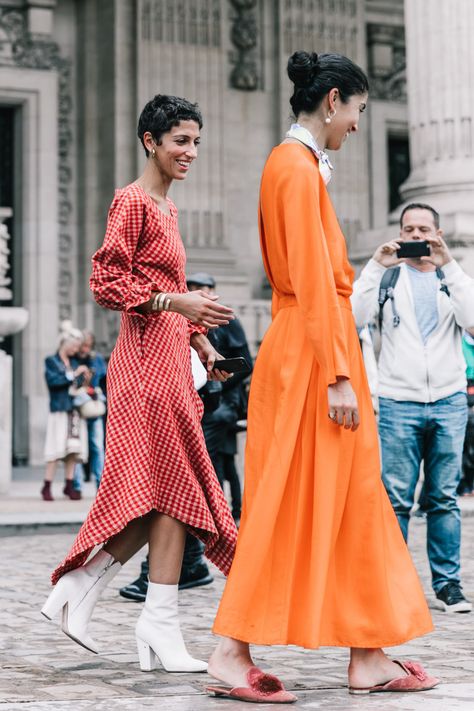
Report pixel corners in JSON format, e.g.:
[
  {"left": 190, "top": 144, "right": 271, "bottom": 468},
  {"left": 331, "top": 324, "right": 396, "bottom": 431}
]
[{"left": 351, "top": 258, "right": 474, "bottom": 403}]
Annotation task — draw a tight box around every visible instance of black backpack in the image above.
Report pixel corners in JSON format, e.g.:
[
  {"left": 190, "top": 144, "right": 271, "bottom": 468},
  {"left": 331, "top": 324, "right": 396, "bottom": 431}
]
[{"left": 378, "top": 266, "right": 450, "bottom": 331}]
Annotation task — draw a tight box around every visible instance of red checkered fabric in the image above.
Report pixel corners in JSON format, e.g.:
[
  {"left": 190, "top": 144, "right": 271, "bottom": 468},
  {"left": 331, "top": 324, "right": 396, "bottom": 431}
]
[{"left": 51, "top": 183, "right": 237, "bottom": 584}]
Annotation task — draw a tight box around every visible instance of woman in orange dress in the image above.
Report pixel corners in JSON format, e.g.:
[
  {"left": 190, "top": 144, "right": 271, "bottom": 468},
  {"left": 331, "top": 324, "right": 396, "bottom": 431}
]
[{"left": 207, "top": 52, "right": 438, "bottom": 704}]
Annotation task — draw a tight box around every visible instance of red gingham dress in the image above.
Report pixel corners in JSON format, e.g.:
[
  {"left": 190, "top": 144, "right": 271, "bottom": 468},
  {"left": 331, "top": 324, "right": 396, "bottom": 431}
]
[{"left": 51, "top": 183, "right": 237, "bottom": 584}]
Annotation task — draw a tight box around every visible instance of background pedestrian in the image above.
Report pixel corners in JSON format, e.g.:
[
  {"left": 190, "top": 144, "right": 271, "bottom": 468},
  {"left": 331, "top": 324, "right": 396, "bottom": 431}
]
[
  {"left": 42, "top": 325, "right": 88, "bottom": 501},
  {"left": 72, "top": 330, "right": 107, "bottom": 493},
  {"left": 352, "top": 202, "right": 474, "bottom": 613},
  {"left": 458, "top": 328, "right": 474, "bottom": 496},
  {"left": 187, "top": 272, "right": 253, "bottom": 525}
]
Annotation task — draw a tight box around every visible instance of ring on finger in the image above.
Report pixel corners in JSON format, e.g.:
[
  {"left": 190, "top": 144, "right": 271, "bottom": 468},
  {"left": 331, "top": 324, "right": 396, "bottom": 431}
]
[{"left": 329, "top": 411, "right": 337, "bottom": 420}]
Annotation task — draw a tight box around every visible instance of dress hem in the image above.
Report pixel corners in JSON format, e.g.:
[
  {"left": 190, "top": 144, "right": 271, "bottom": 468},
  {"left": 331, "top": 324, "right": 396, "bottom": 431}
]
[
  {"left": 211, "top": 622, "right": 435, "bottom": 650},
  {"left": 51, "top": 501, "right": 233, "bottom": 585}
]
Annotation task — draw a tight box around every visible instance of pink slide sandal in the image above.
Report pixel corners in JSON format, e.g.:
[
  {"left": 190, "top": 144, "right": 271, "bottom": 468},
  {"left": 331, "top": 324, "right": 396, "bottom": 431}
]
[
  {"left": 349, "top": 660, "right": 440, "bottom": 694},
  {"left": 206, "top": 665, "right": 297, "bottom": 704}
]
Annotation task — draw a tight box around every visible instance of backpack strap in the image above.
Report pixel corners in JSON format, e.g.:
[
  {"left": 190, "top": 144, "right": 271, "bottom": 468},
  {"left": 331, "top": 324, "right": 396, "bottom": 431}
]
[
  {"left": 378, "top": 266, "right": 401, "bottom": 331},
  {"left": 436, "top": 267, "right": 450, "bottom": 297},
  {"left": 378, "top": 265, "right": 450, "bottom": 332}
]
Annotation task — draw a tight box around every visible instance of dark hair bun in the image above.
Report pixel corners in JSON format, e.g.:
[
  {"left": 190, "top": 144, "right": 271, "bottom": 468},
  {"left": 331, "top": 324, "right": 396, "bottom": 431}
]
[{"left": 287, "top": 51, "right": 319, "bottom": 87}]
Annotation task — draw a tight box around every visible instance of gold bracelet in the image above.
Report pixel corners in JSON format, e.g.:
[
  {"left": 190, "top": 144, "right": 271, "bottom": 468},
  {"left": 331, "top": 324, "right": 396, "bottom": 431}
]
[
  {"left": 158, "top": 292, "right": 167, "bottom": 311},
  {"left": 151, "top": 291, "right": 172, "bottom": 312},
  {"left": 151, "top": 292, "right": 162, "bottom": 312}
]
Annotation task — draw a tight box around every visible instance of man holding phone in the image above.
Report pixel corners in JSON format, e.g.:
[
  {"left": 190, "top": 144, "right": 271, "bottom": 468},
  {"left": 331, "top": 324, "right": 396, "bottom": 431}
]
[{"left": 352, "top": 203, "right": 474, "bottom": 613}]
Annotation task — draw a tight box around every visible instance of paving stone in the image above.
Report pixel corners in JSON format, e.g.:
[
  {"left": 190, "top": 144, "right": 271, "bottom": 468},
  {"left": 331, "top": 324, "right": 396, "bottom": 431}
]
[{"left": 0, "top": 514, "right": 473, "bottom": 709}]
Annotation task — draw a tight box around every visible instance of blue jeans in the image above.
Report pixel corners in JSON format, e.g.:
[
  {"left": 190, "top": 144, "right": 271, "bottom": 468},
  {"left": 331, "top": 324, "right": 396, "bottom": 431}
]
[
  {"left": 379, "top": 392, "right": 467, "bottom": 592},
  {"left": 87, "top": 416, "right": 105, "bottom": 486},
  {"left": 73, "top": 417, "right": 105, "bottom": 490}
]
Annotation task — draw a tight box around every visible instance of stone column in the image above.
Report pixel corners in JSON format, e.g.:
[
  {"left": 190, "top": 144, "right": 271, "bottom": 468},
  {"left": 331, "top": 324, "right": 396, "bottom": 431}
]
[
  {"left": 0, "top": 350, "right": 13, "bottom": 495},
  {"left": 0, "top": 209, "right": 28, "bottom": 493},
  {"left": 402, "top": 0, "right": 474, "bottom": 268}
]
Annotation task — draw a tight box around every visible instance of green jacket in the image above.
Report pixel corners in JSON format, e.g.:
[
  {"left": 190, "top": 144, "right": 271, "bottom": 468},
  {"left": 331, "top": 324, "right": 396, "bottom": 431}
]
[{"left": 462, "top": 334, "right": 474, "bottom": 380}]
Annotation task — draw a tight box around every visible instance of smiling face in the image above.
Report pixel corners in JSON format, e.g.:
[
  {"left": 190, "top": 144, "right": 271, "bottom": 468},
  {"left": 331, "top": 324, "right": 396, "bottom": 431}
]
[
  {"left": 146, "top": 120, "right": 201, "bottom": 181},
  {"left": 325, "top": 93, "right": 367, "bottom": 151}
]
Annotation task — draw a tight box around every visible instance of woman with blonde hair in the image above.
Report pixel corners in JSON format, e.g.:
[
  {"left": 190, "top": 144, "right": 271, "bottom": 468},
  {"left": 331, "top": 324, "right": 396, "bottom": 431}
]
[{"left": 42, "top": 325, "right": 89, "bottom": 501}]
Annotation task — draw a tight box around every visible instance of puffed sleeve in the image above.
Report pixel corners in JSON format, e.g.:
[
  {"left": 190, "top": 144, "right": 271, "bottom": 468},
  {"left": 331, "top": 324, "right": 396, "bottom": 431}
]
[
  {"left": 276, "top": 167, "right": 351, "bottom": 385},
  {"left": 90, "top": 189, "right": 158, "bottom": 316}
]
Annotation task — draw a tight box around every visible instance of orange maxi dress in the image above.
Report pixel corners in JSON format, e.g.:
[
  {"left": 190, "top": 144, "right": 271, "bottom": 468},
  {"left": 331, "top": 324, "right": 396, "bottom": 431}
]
[{"left": 213, "top": 143, "right": 434, "bottom": 648}]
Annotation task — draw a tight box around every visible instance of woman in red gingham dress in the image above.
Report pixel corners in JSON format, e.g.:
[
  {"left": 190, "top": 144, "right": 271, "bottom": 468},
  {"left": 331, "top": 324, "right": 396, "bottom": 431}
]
[{"left": 41, "top": 95, "right": 237, "bottom": 673}]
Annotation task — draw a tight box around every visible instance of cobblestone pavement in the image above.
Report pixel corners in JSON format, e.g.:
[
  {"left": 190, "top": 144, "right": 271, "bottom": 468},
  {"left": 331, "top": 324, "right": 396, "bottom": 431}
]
[{"left": 1, "top": 515, "right": 473, "bottom": 710}]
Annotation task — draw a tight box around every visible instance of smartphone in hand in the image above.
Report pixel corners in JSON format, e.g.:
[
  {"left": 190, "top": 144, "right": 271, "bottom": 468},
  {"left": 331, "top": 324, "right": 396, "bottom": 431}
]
[
  {"left": 212, "top": 357, "right": 251, "bottom": 374},
  {"left": 396, "top": 241, "right": 430, "bottom": 258}
]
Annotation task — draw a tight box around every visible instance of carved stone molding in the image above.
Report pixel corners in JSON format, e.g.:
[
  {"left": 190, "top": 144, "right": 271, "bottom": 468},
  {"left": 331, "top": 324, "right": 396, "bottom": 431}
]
[
  {"left": 281, "top": 0, "right": 359, "bottom": 61},
  {"left": 178, "top": 209, "right": 225, "bottom": 249},
  {"left": 140, "top": 0, "right": 221, "bottom": 47},
  {"left": 0, "top": 7, "right": 74, "bottom": 320},
  {"left": 367, "top": 23, "right": 406, "bottom": 102},
  {"left": 228, "top": 0, "right": 261, "bottom": 91},
  {"left": 0, "top": 208, "right": 13, "bottom": 301}
]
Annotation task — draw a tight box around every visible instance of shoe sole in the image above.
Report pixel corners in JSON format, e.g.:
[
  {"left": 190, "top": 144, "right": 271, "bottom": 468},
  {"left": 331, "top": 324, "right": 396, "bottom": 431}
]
[
  {"left": 432, "top": 599, "right": 472, "bottom": 613},
  {"left": 349, "top": 682, "right": 440, "bottom": 695},
  {"left": 42, "top": 604, "right": 98, "bottom": 654},
  {"left": 119, "top": 589, "right": 146, "bottom": 602},
  {"left": 178, "top": 575, "right": 214, "bottom": 590}
]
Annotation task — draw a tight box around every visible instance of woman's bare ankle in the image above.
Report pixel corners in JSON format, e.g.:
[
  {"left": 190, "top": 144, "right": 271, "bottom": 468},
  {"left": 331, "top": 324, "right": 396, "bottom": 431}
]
[
  {"left": 208, "top": 637, "right": 253, "bottom": 686},
  {"left": 348, "top": 648, "right": 403, "bottom": 688}
]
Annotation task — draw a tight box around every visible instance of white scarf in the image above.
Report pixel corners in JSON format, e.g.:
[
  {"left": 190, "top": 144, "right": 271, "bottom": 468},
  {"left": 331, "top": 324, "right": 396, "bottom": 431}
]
[{"left": 285, "top": 123, "right": 333, "bottom": 185}]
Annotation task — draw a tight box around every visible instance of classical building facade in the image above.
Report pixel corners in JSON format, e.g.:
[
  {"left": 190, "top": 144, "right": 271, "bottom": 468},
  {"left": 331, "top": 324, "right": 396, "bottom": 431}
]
[{"left": 0, "top": 0, "right": 473, "bottom": 465}]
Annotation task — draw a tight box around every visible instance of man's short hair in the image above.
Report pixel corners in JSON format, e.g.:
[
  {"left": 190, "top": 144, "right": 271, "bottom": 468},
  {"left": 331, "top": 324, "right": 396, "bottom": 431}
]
[{"left": 400, "top": 203, "right": 440, "bottom": 230}]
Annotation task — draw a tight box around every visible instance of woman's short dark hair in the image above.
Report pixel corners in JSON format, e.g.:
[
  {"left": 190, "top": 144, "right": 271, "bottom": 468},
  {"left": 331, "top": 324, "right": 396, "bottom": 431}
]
[
  {"left": 287, "top": 51, "right": 369, "bottom": 117},
  {"left": 137, "top": 94, "right": 203, "bottom": 156}
]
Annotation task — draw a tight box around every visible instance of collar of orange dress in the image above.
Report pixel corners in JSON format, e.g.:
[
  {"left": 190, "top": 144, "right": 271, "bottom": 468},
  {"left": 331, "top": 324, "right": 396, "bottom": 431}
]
[{"left": 286, "top": 123, "right": 333, "bottom": 185}]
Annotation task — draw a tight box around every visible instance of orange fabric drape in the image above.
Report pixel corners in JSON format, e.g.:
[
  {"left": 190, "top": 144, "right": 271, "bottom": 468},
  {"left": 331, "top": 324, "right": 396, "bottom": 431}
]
[{"left": 213, "top": 144, "right": 433, "bottom": 648}]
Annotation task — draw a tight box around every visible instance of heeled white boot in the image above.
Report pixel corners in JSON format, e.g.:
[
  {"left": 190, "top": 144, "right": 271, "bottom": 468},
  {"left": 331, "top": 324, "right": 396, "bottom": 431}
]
[
  {"left": 41, "top": 549, "right": 121, "bottom": 653},
  {"left": 135, "top": 582, "right": 208, "bottom": 672}
]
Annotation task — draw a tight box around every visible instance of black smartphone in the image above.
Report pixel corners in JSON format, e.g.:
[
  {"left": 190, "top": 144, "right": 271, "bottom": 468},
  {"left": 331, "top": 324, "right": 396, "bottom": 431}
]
[
  {"left": 396, "top": 241, "right": 430, "bottom": 258},
  {"left": 212, "top": 357, "right": 251, "bottom": 374}
]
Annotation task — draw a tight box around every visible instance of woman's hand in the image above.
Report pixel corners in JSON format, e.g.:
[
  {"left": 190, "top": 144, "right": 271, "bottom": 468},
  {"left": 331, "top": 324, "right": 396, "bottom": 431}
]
[
  {"left": 190, "top": 333, "right": 232, "bottom": 382},
  {"left": 171, "top": 291, "right": 234, "bottom": 329},
  {"left": 327, "top": 378, "right": 360, "bottom": 431},
  {"left": 73, "top": 364, "right": 89, "bottom": 378},
  {"left": 82, "top": 369, "right": 93, "bottom": 386}
]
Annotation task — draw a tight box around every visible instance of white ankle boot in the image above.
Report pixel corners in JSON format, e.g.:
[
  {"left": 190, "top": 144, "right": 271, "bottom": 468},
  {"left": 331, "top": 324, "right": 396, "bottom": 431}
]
[
  {"left": 135, "top": 582, "right": 208, "bottom": 672},
  {"left": 41, "top": 549, "right": 121, "bottom": 653}
]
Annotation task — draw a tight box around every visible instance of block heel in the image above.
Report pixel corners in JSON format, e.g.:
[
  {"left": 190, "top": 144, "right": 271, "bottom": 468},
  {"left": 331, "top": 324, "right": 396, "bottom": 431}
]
[{"left": 136, "top": 635, "right": 157, "bottom": 671}]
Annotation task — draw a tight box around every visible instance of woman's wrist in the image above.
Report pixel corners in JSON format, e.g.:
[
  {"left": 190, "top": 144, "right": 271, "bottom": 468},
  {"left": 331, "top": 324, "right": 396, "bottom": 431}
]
[
  {"left": 167, "top": 293, "right": 181, "bottom": 314},
  {"left": 190, "top": 331, "right": 208, "bottom": 348}
]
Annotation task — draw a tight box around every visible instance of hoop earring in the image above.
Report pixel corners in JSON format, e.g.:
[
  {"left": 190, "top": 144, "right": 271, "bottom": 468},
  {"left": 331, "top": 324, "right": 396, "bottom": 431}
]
[{"left": 325, "top": 109, "right": 337, "bottom": 124}]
